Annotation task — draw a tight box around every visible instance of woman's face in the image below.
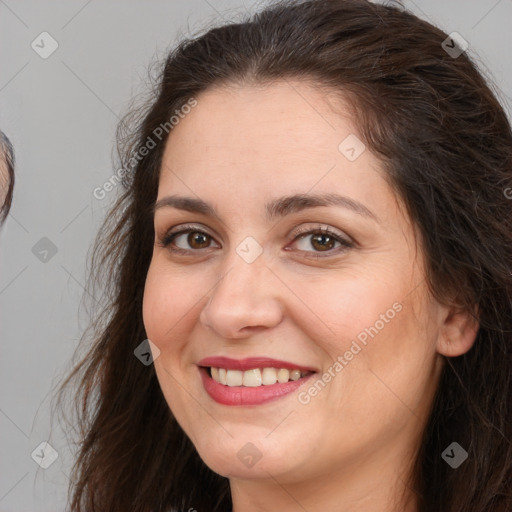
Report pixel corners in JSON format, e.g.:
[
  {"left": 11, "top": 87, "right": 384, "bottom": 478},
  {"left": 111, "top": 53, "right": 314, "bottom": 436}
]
[{"left": 143, "top": 81, "right": 450, "bottom": 491}]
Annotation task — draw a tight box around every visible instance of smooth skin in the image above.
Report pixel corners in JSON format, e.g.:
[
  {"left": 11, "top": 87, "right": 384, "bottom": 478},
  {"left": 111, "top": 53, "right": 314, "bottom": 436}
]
[{"left": 142, "top": 80, "right": 479, "bottom": 512}]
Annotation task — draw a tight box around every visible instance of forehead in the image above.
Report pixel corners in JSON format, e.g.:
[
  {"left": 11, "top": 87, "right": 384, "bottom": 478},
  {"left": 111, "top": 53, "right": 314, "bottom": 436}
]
[
  {"left": 164, "top": 80, "right": 358, "bottom": 165},
  {"left": 157, "top": 80, "right": 406, "bottom": 231}
]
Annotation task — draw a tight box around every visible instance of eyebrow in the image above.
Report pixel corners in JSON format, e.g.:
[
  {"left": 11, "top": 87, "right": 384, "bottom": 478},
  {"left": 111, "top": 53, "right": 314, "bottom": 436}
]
[{"left": 153, "top": 192, "right": 379, "bottom": 223}]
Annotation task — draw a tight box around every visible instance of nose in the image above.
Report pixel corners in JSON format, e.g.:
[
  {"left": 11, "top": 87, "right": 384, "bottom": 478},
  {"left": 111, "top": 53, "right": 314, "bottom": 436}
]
[{"left": 199, "top": 253, "right": 284, "bottom": 339}]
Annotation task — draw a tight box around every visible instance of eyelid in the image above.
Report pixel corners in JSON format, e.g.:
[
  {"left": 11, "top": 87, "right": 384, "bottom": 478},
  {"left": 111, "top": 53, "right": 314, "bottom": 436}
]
[
  {"left": 160, "top": 222, "right": 215, "bottom": 238},
  {"left": 288, "top": 223, "right": 352, "bottom": 243},
  {"left": 158, "top": 222, "right": 354, "bottom": 256},
  {"left": 285, "top": 223, "right": 354, "bottom": 258},
  {"left": 157, "top": 223, "right": 218, "bottom": 249}
]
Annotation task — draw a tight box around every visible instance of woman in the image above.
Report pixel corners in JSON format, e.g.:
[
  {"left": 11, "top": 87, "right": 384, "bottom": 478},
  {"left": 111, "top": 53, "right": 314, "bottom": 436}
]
[
  {"left": 58, "top": 0, "right": 512, "bottom": 510},
  {"left": 0, "top": 129, "right": 14, "bottom": 223}
]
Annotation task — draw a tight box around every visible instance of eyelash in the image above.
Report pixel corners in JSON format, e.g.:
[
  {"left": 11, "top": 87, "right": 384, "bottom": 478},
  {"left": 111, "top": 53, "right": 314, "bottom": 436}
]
[{"left": 157, "top": 223, "right": 354, "bottom": 258}]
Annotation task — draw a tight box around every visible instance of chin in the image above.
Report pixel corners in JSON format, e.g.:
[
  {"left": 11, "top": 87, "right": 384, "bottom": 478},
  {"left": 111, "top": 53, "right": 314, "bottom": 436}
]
[{"left": 191, "top": 432, "right": 306, "bottom": 480}]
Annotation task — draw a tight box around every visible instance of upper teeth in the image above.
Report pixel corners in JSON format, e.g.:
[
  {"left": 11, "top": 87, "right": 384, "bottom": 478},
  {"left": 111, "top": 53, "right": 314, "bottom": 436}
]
[{"left": 210, "top": 367, "right": 308, "bottom": 387}]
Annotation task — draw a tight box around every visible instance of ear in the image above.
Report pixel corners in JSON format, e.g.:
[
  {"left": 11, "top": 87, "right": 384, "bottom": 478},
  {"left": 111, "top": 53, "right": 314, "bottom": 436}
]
[{"left": 436, "top": 303, "right": 480, "bottom": 357}]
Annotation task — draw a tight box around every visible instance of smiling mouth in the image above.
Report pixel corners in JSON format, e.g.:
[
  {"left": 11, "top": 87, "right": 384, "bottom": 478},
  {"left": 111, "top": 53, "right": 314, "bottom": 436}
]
[
  {"left": 197, "top": 356, "right": 317, "bottom": 405},
  {"left": 205, "top": 366, "right": 314, "bottom": 387}
]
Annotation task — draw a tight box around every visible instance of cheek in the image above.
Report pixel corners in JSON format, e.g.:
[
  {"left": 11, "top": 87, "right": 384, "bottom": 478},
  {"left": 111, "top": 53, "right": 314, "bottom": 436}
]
[
  {"left": 290, "top": 266, "right": 436, "bottom": 410},
  {"left": 142, "top": 263, "right": 203, "bottom": 431},
  {"left": 142, "top": 262, "right": 200, "bottom": 344},
  {"left": 288, "top": 266, "right": 411, "bottom": 357}
]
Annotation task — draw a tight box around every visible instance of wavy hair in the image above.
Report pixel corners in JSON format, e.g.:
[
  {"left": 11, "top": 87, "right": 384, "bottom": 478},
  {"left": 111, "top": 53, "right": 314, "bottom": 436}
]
[{"left": 57, "top": 1, "right": 512, "bottom": 510}]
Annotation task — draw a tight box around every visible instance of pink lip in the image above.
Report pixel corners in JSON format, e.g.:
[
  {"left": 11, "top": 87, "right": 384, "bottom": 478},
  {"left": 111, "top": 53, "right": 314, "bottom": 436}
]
[
  {"left": 199, "top": 367, "right": 314, "bottom": 406},
  {"left": 197, "top": 356, "right": 316, "bottom": 373},
  {"left": 197, "top": 356, "right": 317, "bottom": 406}
]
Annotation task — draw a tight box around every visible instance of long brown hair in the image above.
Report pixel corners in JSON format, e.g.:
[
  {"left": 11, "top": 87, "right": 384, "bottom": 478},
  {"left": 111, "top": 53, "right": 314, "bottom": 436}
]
[{"left": 57, "top": 1, "right": 512, "bottom": 510}]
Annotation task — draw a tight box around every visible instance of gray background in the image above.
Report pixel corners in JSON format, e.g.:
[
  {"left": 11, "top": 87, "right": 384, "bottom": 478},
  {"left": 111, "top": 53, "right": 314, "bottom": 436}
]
[{"left": 1, "top": 1, "right": 511, "bottom": 510}]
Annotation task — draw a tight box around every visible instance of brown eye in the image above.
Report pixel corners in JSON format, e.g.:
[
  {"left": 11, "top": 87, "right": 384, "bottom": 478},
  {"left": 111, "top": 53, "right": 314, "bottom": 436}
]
[
  {"left": 310, "top": 233, "right": 336, "bottom": 251},
  {"left": 290, "top": 227, "right": 354, "bottom": 257},
  {"left": 160, "top": 228, "right": 218, "bottom": 252},
  {"left": 187, "top": 231, "right": 211, "bottom": 249}
]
